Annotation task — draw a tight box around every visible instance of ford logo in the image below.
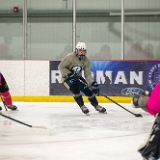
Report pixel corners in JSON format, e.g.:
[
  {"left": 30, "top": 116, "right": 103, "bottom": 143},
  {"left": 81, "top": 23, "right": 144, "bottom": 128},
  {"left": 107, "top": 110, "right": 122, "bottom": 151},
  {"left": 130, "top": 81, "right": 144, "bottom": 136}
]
[{"left": 121, "top": 87, "right": 144, "bottom": 96}]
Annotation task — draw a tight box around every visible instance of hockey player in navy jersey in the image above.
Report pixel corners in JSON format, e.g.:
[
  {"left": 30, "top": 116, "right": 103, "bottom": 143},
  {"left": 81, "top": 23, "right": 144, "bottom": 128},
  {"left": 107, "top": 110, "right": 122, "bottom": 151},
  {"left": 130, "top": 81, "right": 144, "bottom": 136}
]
[{"left": 58, "top": 42, "right": 106, "bottom": 115}]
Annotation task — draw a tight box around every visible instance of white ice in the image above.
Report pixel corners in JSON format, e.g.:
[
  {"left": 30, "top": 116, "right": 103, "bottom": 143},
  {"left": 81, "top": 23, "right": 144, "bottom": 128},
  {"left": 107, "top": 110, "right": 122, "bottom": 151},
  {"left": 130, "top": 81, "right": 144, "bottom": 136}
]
[{"left": 0, "top": 102, "right": 155, "bottom": 160}]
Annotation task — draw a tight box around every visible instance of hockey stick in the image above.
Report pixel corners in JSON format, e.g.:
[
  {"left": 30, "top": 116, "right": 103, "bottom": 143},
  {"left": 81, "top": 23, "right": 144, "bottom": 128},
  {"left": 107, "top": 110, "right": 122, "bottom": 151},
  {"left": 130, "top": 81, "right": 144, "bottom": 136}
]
[
  {"left": 0, "top": 112, "right": 47, "bottom": 129},
  {"left": 0, "top": 95, "right": 7, "bottom": 111},
  {"left": 100, "top": 93, "right": 142, "bottom": 118},
  {"left": 78, "top": 78, "right": 143, "bottom": 118}
]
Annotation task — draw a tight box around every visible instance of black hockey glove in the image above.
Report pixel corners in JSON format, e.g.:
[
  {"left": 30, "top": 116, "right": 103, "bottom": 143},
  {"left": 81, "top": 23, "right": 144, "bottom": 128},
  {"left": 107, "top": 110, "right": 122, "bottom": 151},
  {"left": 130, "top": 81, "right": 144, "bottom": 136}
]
[
  {"left": 91, "top": 81, "right": 99, "bottom": 95},
  {"left": 68, "top": 70, "right": 79, "bottom": 81},
  {"left": 68, "top": 65, "right": 82, "bottom": 81}
]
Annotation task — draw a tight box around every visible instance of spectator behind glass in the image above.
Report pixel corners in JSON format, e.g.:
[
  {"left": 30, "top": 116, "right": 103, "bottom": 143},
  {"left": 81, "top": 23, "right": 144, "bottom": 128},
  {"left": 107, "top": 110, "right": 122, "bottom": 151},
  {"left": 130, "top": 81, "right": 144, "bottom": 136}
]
[
  {"left": 125, "top": 41, "right": 143, "bottom": 60},
  {"left": 156, "top": 43, "right": 160, "bottom": 59},
  {"left": 91, "top": 44, "right": 112, "bottom": 60},
  {"left": 142, "top": 44, "right": 154, "bottom": 60},
  {"left": 56, "top": 44, "right": 72, "bottom": 60},
  {"left": 0, "top": 36, "right": 13, "bottom": 60}
]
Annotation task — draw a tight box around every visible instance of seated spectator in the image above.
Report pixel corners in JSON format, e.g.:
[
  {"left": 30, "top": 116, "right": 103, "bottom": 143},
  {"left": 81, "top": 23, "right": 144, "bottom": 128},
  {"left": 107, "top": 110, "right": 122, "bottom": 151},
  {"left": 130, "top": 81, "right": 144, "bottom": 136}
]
[
  {"left": 125, "top": 42, "right": 143, "bottom": 60},
  {"left": 142, "top": 44, "right": 154, "bottom": 60},
  {"left": 91, "top": 44, "right": 112, "bottom": 60},
  {"left": 56, "top": 44, "right": 72, "bottom": 60},
  {"left": 0, "top": 36, "right": 13, "bottom": 60},
  {"left": 156, "top": 44, "right": 160, "bottom": 59}
]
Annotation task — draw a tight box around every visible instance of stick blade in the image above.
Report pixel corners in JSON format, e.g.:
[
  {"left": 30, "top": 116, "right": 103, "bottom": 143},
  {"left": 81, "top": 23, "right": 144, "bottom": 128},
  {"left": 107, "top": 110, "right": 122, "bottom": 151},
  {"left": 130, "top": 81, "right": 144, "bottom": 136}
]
[
  {"left": 31, "top": 125, "right": 48, "bottom": 129},
  {"left": 135, "top": 114, "right": 143, "bottom": 118}
]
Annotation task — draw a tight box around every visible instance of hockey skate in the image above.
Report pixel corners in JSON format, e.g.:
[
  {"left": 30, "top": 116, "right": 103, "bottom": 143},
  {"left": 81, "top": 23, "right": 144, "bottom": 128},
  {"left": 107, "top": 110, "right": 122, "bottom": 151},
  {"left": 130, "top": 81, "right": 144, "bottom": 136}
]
[
  {"left": 7, "top": 105, "right": 18, "bottom": 111},
  {"left": 80, "top": 105, "right": 90, "bottom": 116},
  {"left": 95, "top": 105, "right": 107, "bottom": 113}
]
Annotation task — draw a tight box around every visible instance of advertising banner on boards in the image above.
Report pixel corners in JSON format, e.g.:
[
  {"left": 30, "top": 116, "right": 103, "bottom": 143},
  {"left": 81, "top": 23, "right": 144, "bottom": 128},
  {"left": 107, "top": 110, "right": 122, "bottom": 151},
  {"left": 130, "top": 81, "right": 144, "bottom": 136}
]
[
  {"left": 50, "top": 61, "right": 149, "bottom": 96},
  {"left": 91, "top": 61, "right": 145, "bottom": 96},
  {"left": 145, "top": 62, "right": 160, "bottom": 92}
]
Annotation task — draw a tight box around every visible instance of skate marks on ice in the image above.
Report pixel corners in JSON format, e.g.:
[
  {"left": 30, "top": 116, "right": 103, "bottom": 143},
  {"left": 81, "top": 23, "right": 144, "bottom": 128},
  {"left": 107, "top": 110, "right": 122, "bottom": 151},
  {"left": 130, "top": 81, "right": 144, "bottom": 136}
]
[
  {"left": 0, "top": 103, "right": 49, "bottom": 139},
  {"left": 0, "top": 102, "right": 154, "bottom": 160},
  {"left": 49, "top": 106, "right": 153, "bottom": 139},
  {"left": 41, "top": 102, "right": 152, "bottom": 140},
  {"left": 0, "top": 102, "right": 153, "bottom": 139}
]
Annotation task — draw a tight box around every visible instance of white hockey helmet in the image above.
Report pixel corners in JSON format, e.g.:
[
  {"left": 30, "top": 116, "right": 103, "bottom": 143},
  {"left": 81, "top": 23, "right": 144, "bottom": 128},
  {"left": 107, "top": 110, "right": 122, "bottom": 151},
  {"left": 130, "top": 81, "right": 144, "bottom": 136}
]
[
  {"left": 76, "top": 42, "right": 87, "bottom": 50},
  {"left": 75, "top": 42, "right": 87, "bottom": 61}
]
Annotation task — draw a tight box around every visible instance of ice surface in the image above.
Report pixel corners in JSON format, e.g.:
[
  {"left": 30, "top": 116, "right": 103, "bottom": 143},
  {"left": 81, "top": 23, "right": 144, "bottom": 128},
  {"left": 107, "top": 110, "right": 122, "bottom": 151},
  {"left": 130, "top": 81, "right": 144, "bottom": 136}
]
[{"left": 0, "top": 102, "right": 155, "bottom": 160}]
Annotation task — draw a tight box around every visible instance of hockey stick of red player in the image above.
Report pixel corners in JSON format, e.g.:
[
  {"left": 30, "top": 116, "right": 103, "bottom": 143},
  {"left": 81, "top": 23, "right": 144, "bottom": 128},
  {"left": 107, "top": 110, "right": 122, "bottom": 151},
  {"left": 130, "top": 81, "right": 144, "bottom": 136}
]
[
  {"left": 78, "top": 78, "right": 143, "bottom": 118},
  {"left": 0, "top": 112, "right": 47, "bottom": 129},
  {"left": 0, "top": 95, "right": 7, "bottom": 111}
]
